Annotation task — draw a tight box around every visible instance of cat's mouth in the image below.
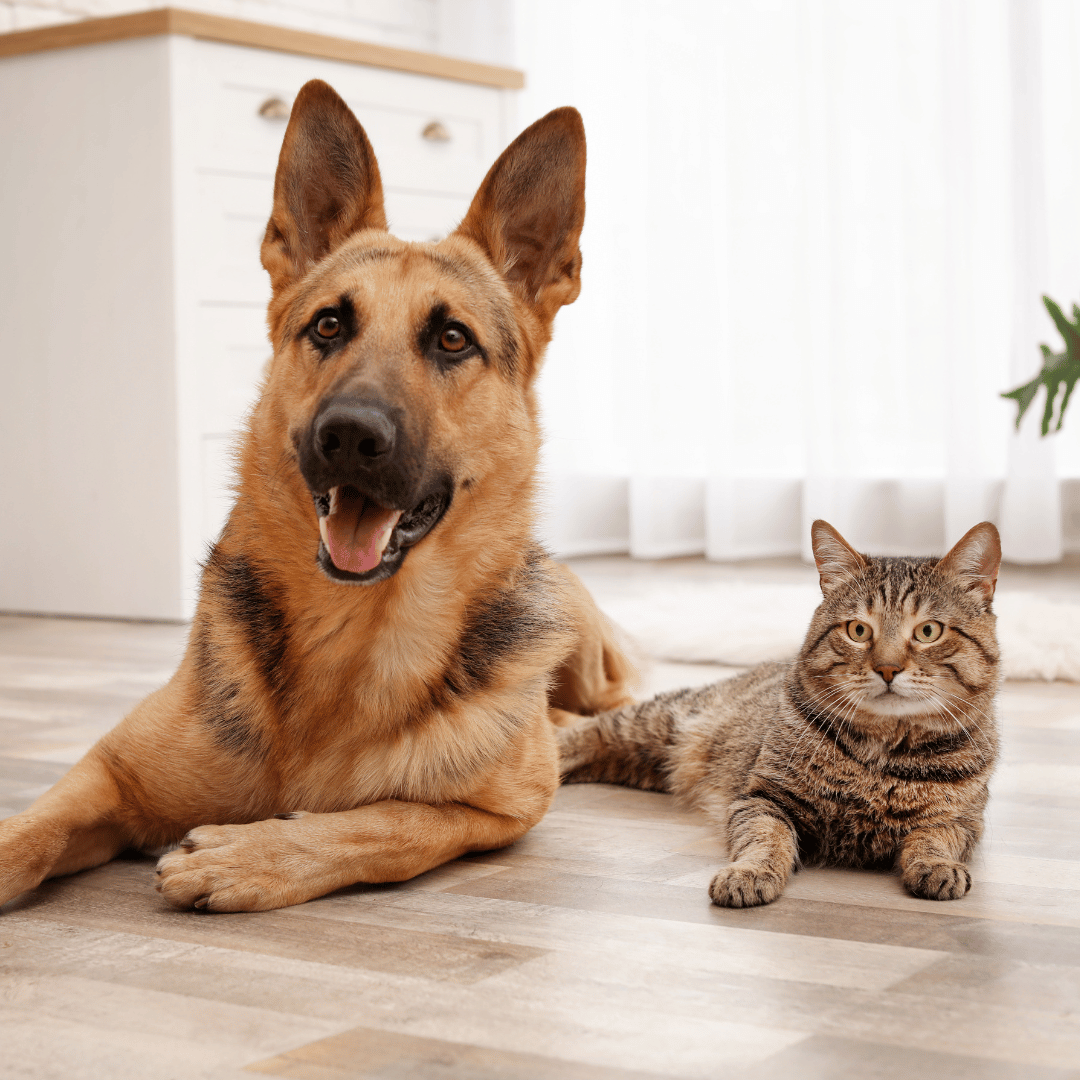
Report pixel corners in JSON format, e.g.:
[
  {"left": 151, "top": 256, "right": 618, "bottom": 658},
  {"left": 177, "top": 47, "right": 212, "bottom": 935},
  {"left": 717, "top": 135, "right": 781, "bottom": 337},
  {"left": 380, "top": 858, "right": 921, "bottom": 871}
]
[{"left": 860, "top": 685, "right": 937, "bottom": 718}]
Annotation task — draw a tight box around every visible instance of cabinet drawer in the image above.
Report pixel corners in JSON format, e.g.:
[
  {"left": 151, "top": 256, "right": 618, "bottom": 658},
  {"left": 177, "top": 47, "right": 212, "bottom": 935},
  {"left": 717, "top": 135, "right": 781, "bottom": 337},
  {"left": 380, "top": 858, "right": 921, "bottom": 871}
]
[
  {"left": 190, "top": 304, "right": 270, "bottom": 436},
  {"left": 190, "top": 40, "right": 506, "bottom": 197},
  {"left": 191, "top": 172, "right": 274, "bottom": 305},
  {"left": 188, "top": 174, "right": 474, "bottom": 307},
  {"left": 384, "top": 190, "right": 471, "bottom": 242}
]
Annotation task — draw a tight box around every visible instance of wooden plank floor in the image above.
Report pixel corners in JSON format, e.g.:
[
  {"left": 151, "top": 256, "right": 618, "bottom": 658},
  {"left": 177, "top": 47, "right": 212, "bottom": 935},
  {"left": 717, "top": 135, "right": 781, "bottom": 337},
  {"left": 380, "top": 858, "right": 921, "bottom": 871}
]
[{"left": 2, "top": 592, "right": 1079, "bottom": 1079}]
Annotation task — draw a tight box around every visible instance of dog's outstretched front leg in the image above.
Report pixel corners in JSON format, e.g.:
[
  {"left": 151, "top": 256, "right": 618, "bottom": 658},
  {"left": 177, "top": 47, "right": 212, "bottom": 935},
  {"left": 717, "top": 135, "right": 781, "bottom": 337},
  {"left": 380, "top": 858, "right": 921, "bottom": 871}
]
[
  {"left": 155, "top": 712, "right": 559, "bottom": 913},
  {"left": 0, "top": 749, "right": 129, "bottom": 906},
  {"left": 154, "top": 800, "right": 533, "bottom": 912}
]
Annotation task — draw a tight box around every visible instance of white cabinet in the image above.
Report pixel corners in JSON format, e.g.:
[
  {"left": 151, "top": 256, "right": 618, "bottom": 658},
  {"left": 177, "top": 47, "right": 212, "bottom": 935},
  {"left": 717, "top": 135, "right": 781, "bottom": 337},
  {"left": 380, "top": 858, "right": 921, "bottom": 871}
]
[{"left": 0, "top": 13, "right": 517, "bottom": 619}]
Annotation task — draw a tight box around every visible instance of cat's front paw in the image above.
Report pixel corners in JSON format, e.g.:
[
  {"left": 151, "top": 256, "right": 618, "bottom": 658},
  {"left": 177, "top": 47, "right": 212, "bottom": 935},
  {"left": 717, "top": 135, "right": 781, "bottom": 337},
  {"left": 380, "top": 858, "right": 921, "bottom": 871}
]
[
  {"left": 904, "top": 859, "right": 971, "bottom": 901},
  {"left": 709, "top": 863, "right": 786, "bottom": 908}
]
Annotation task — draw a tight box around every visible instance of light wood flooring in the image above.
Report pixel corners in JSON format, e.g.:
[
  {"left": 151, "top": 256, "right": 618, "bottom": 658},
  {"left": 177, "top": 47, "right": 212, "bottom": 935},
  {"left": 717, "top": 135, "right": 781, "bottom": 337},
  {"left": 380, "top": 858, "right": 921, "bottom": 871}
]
[{"left": 2, "top": 557, "right": 1080, "bottom": 1079}]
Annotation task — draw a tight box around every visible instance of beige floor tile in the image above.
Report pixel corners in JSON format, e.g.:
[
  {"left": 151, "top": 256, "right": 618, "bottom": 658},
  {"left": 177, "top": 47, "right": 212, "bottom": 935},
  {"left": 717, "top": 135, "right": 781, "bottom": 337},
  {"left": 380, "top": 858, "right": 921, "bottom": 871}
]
[
  {"left": 247, "top": 1025, "right": 684, "bottom": 1079},
  {"left": 779, "top": 864, "right": 1080, "bottom": 928},
  {"left": 0, "top": 1010, "right": 258, "bottom": 1080},
  {"left": 743, "top": 1034, "right": 1076, "bottom": 1080},
  {"left": 293, "top": 888, "right": 946, "bottom": 991},
  {"left": 991, "top": 761, "right": 1080, "bottom": 799},
  {"left": 3, "top": 567, "right": 1080, "bottom": 1078},
  {"left": 4, "top": 871, "right": 548, "bottom": 986},
  {"left": 971, "top": 852, "right": 1080, "bottom": 891}
]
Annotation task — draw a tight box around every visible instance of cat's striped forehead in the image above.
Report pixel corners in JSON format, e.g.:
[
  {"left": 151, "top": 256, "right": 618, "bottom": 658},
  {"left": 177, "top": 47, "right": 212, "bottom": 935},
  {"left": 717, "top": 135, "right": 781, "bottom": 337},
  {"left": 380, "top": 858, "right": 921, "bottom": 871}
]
[{"left": 824, "top": 555, "right": 977, "bottom": 616}]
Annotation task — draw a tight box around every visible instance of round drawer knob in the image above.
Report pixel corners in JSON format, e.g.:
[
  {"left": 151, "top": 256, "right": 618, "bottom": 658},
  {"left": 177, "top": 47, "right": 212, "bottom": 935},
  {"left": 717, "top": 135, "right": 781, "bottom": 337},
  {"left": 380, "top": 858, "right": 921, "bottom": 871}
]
[
  {"left": 421, "top": 120, "right": 451, "bottom": 143},
  {"left": 258, "top": 97, "right": 291, "bottom": 121}
]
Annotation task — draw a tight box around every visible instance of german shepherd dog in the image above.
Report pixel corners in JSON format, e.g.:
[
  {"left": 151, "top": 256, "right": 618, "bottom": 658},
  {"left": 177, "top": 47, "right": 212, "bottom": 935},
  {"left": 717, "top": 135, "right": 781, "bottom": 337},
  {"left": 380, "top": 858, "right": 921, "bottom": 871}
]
[{"left": 0, "top": 81, "right": 633, "bottom": 913}]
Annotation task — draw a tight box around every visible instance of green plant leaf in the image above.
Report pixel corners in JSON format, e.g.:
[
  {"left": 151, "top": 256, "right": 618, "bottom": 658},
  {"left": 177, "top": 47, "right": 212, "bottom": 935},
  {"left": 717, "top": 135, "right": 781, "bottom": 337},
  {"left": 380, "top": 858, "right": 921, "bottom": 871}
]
[{"left": 1001, "top": 295, "right": 1080, "bottom": 435}]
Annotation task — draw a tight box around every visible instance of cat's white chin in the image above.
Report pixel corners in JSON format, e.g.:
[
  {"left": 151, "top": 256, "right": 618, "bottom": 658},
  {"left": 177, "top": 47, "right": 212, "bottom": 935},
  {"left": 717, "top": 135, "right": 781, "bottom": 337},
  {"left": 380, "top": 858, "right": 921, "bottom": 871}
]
[{"left": 859, "top": 692, "right": 937, "bottom": 717}]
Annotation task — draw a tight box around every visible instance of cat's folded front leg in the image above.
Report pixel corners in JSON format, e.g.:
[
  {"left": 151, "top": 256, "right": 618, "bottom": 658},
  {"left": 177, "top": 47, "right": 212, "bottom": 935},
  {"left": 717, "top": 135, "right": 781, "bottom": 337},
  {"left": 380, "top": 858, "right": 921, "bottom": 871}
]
[
  {"left": 897, "top": 823, "right": 977, "bottom": 901},
  {"left": 710, "top": 795, "right": 799, "bottom": 908}
]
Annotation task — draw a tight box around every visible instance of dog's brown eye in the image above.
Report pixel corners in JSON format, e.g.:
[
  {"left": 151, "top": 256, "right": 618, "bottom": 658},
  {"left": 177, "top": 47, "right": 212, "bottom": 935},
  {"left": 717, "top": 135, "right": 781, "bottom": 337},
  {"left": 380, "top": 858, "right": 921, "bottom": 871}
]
[
  {"left": 914, "top": 620, "right": 943, "bottom": 643},
  {"left": 316, "top": 315, "right": 340, "bottom": 338},
  {"left": 847, "top": 621, "right": 871, "bottom": 643},
  {"left": 440, "top": 327, "right": 467, "bottom": 352}
]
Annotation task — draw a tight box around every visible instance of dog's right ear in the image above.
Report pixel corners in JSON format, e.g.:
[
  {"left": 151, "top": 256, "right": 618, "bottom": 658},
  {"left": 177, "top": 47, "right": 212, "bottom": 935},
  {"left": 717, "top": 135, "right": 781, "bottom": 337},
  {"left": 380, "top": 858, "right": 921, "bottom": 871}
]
[
  {"left": 455, "top": 107, "right": 587, "bottom": 325},
  {"left": 261, "top": 80, "right": 387, "bottom": 295}
]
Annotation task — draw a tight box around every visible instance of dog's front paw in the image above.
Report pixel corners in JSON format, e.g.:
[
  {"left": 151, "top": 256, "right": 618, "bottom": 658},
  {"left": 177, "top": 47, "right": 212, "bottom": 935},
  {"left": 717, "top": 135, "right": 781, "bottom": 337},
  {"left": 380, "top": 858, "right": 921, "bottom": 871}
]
[
  {"left": 154, "top": 817, "right": 316, "bottom": 912},
  {"left": 904, "top": 859, "right": 971, "bottom": 901},
  {"left": 708, "top": 863, "right": 786, "bottom": 908},
  {"left": 0, "top": 814, "right": 67, "bottom": 906}
]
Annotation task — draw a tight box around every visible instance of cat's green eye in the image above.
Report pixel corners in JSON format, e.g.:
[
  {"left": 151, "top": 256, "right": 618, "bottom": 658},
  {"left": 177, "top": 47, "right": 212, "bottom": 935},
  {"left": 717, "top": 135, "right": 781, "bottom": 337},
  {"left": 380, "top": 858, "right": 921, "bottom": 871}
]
[
  {"left": 846, "top": 621, "right": 872, "bottom": 643},
  {"left": 913, "top": 620, "right": 944, "bottom": 643}
]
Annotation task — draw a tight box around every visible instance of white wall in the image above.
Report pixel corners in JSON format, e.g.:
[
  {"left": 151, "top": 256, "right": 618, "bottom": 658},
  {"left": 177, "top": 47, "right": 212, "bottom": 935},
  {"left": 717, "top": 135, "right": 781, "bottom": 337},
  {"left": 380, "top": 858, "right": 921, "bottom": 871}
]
[{"left": 513, "top": 0, "right": 1080, "bottom": 564}]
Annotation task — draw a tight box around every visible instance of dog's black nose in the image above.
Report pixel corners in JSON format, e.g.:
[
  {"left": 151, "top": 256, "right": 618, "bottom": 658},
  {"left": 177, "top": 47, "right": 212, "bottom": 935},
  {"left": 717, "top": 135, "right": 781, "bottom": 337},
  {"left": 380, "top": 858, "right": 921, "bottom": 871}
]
[{"left": 314, "top": 402, "right": 396, "bottom": 468}]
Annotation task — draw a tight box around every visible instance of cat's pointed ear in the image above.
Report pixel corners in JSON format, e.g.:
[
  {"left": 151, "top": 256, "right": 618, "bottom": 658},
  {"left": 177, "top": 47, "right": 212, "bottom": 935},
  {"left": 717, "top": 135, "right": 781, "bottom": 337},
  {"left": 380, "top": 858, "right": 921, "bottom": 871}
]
[
  {"left": 261, "top": 80, "right": 387, "bottom": 296},
  {"left": 937, "top": 522, "right": 1001, "bottom": 605},
  {"left": 455, "top": 107, "right": 586, "bottom": 327},
  {"left": 811, "top": 520, "right": 867, "bottom": 594}
]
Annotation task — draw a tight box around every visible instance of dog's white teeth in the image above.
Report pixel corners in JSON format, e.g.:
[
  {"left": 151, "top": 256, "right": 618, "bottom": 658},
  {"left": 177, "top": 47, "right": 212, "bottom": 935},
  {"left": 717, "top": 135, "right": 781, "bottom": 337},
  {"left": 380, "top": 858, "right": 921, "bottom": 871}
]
[{"left": 319, "top": 487, "right": 340, "bottom": 552}]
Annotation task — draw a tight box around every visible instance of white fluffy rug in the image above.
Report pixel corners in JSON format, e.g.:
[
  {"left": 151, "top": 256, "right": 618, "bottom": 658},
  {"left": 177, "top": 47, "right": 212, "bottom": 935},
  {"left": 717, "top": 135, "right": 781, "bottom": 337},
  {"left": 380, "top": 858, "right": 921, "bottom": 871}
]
[{"left": 585, "top": 579, "right": 1080, "bottom": 682}]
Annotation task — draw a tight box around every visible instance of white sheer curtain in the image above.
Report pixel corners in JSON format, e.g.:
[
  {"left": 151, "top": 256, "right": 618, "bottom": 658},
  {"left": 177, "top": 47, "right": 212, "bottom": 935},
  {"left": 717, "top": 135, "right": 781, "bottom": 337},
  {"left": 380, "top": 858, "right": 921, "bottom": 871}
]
[{"left": 511, "top": 0, "right": 1080, "bottom": 564}]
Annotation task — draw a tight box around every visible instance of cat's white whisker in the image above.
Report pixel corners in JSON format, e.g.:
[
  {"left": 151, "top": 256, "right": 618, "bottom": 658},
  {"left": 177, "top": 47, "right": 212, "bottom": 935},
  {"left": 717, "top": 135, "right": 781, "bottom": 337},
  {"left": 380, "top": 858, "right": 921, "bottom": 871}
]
[{"left": 929, "top": 686, "right": 996, "bottom": 739}]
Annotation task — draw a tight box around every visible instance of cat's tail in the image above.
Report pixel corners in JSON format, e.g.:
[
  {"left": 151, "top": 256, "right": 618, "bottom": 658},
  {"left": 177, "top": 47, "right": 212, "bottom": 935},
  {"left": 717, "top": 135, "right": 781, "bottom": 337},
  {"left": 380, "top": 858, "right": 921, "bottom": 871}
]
[{"left": 557, "top": 690, "right": 688, "bottom": 793}]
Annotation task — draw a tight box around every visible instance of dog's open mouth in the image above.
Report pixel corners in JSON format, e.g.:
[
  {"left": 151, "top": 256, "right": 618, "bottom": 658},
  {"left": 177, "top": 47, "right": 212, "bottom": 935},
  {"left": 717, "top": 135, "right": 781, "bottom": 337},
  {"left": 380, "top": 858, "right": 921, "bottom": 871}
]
[
  {"left": 319, "top": 486, "right": 401, "bottom": 575},
  {"left": 313, "top": 484, "right": 449, "bottom": 584}
]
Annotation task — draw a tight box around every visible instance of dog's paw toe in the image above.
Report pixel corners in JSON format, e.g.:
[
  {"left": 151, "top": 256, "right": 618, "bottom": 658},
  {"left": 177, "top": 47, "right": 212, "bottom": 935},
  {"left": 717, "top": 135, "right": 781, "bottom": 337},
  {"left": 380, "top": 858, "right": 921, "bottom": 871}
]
[
  {"left": 709, "top": 864, "right": 785, "bottom": 908},
  {"left": 178, "top": 824, "right": 231, "bottom": 852},
  {"left": 154, "top": 858, "right": 276, "bottom": 912},
  {"left": 153, "top": 849, "right": 213, "bottom": 909},
  {"left": 153, "top": 819, "right": 310, "bottom": 912}
]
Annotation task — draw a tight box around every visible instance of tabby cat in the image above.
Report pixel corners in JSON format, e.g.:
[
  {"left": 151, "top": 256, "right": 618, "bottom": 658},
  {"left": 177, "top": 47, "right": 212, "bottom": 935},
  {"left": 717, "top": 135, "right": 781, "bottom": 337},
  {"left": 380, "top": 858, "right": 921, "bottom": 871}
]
[{"left": 558, "top": 520, "right": 1001, "bottom": 907}]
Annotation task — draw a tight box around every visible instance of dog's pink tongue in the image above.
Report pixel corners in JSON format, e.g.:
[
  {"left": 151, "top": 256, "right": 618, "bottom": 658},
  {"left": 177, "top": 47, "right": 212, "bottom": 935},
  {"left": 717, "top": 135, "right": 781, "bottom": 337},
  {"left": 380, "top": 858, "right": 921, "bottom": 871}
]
[{"left": 319, "top": 490, "right": 402, "bottom": 574}]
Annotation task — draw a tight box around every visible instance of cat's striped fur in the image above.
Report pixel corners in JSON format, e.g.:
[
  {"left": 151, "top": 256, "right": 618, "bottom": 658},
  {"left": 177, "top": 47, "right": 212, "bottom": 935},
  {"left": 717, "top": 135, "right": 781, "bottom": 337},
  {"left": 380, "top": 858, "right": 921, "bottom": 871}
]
[{"left": 558, "top": 520, "right": 1001, "bottom": 907}]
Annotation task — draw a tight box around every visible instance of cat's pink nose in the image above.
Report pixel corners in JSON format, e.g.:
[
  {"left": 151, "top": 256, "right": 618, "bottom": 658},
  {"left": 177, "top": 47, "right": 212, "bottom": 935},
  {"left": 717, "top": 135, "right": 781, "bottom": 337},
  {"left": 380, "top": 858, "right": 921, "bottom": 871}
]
[{"left": 876, "top": 664, "right": 903, "bottom": 683}]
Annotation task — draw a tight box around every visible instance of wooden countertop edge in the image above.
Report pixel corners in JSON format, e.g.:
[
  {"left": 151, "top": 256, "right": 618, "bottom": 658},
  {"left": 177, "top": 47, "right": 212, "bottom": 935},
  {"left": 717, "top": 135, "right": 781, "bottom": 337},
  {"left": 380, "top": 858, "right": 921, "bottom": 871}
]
[{"left": 0, "top": 7, "right": 525, "bottom": 88}]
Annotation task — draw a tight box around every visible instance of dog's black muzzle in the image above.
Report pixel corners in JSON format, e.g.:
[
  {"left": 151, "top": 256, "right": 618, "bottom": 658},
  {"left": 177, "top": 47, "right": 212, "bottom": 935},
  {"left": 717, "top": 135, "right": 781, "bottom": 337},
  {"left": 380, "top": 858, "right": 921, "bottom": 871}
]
[{"left": 297, "top": 394, "right": 452, "bottom": 585}]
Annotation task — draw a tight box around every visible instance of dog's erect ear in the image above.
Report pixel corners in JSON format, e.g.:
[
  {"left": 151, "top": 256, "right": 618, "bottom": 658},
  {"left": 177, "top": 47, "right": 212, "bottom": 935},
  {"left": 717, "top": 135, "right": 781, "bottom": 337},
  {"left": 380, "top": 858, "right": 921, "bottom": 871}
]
[
  {"left": 455, "top": 107, "right": 586, "bottom": 322},
  {"left": 811, "top": 520, "right": 867, "bottom": 595},
  {"left": 261, "top": 80, "right": 387, "bottom": 294},
  {"left": 937, "top": 522, "right": 1001, "bottom": 605}
]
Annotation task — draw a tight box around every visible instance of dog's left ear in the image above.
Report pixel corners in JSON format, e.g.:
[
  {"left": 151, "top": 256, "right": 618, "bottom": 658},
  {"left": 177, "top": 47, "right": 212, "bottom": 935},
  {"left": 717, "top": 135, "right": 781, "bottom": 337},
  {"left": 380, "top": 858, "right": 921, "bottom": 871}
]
[
  {"left": 261, "top": 80, "right": 387, "bottom": 295},
  {"left": 456, "top": 107, "right": 586, "bottom": 324}
]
